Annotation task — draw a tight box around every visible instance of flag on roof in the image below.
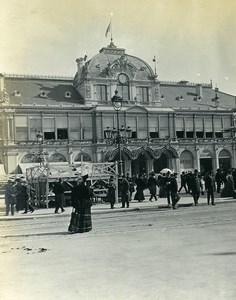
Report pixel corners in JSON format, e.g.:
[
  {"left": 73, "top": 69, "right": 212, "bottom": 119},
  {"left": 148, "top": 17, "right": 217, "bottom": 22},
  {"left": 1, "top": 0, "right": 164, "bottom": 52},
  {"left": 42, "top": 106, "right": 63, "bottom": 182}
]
[{"left": 105, "top": 21, "right": 111, "bottom": 38}]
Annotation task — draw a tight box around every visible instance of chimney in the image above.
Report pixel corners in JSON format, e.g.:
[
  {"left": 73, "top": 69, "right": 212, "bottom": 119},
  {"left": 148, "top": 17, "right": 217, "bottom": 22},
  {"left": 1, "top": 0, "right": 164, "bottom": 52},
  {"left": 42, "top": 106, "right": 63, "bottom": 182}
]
[{"left": 196, "top": 84, "right": 202, "bottom": 98}]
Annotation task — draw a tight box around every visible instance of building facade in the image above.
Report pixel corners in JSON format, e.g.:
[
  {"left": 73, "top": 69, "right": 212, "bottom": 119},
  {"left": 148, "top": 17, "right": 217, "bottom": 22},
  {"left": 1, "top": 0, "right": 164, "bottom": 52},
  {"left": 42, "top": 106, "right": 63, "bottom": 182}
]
[{"left": 0, "top": 41, "right": 236, "bottom": 177}]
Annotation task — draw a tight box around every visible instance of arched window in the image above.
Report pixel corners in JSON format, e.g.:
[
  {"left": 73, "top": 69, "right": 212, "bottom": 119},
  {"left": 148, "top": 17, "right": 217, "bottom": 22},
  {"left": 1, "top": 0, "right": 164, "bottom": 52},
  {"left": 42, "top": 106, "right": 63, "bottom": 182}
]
[
  {"left": 180, "top": 150, "right": 194, "bottom": 170},
  {"left": 49, "top": 153, "right": 67, "bottom": 162},
  {"left": 74, "top": 153, "right": 92, "bottom": 162},
  {"left": 21, "top": 154, "right": 38, "bottom": 163}
]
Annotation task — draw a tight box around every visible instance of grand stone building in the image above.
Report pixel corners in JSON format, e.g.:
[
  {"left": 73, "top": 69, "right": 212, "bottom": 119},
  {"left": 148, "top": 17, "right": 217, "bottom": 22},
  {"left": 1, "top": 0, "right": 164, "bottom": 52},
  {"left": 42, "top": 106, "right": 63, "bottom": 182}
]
[{"left": 0, "top": 41, "right": 236, "bottom": 177}]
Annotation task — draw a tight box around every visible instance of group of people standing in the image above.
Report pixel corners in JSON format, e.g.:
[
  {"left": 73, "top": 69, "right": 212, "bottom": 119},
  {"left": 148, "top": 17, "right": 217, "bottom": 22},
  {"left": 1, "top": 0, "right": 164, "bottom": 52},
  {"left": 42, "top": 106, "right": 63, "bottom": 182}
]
[{"left": 5, "top": 178, "right": 34, "bottom": 216}]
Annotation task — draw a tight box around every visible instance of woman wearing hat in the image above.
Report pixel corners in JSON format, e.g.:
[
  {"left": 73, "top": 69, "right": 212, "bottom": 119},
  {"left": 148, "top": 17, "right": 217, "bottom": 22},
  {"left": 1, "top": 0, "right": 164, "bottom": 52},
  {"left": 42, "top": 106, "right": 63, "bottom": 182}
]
[
  {"left": 107, "top": 176, "right": 116, "bottom": 209},
  {"left": 69, "top": 174, "right": 92, "bottom": 233}
]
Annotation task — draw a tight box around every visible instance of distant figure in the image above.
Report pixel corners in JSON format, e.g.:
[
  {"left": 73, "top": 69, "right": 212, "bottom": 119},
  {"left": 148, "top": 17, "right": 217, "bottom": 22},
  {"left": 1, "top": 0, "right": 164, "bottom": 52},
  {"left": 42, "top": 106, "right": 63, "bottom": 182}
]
[
  {"left": 215, "top": 169, "right": 223, "bottom": 193},
  {"left": 148, "top": 172, "right": 158, "bottom": 202},
  {"left": 107, "top": 176, "right": 116, "bottom": 209},
  {"left": 221, "top": 170, "right": 235, "bottom": 198},
  {"left": 5, "top": 180, "right": 16, "bottom": 216},
  {"left": 157, "top": 173, "right": 166, "bottom": 198},
  {"left": 120, "top": 175, "right": 130, "bottom": 208},
  {"left": 165, "top": 171, "right": 172, "bottom": 207},
  {"left": 15, "top": 178, "right": 34, "bottom": 214},
  {"left": 204, "top": 172, "right": 215, "bottom": 205},
  {"left": 169, "top": 173, "right": 179, "bottom": 209},
  {"left": 178, "top": 171, "right": 188, "bottom": 193},
  {"left": 190, "top": 170, "right": 202, "bottom": 206},
  {"left": 134, "top": 174, "right": 146, "bottom": 202},
  {"left": 53, "top": 178, "right": 65, "bottom": 214},
  {"left": 69, "top": 174, "right": 92, "bottom": 233}
]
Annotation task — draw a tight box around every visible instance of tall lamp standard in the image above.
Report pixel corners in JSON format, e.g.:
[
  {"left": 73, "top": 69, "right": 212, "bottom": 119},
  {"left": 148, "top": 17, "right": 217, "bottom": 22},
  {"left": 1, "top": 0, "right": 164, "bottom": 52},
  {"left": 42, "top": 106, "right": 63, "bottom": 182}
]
[
  {"left": 36, "top": 131, "right": 44, "bottom": 166},
  {"left": 36, "top": 131, "right": 49, "bottom": 208},
  {"left": 111, "top": 90, "right": 123, "bottom": 177}
]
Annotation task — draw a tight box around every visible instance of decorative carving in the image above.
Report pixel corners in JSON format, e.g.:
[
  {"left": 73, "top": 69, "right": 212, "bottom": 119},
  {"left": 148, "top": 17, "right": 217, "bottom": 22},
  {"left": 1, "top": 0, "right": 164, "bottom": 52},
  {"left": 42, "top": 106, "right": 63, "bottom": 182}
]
[
  {"left": 0, "top": 87, "right": 9, "bottom": 103},
  {"left": 86, "top": 84, "right": 91, "bottom": 99}
]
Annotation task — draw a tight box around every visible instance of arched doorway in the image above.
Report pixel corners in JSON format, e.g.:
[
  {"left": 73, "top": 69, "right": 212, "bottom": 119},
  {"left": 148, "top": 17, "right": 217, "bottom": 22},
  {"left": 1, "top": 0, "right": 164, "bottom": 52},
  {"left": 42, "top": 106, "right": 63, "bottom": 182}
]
[
  {"left": 218, "top": 149, "right": 231, "bottom": 171},
  {"left": 131, "top": 153, "right": 150, "bottom": 176},
  {"left": 153, "top": 154, "right": 168, "bottom": 173},
  {"left": 200, "top": 149, "right": 213, "bottom": 174},
  {"left": 179, "top": 150, "right": 194, "bottom": 171}
]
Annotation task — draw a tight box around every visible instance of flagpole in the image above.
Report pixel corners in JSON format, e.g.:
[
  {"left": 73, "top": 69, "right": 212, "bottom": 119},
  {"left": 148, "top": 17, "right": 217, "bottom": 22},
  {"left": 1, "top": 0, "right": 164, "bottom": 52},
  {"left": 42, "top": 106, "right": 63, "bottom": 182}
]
[{"left": 110, "top": 13, "right": 113, "bottom": 42}]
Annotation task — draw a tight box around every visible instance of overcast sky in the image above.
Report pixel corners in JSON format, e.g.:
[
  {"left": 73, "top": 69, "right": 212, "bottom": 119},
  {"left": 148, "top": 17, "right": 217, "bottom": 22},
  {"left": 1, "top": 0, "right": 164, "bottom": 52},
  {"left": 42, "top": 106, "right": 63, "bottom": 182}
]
[{"left": 1, "top": 0, "right": 236, "bottom": 95}]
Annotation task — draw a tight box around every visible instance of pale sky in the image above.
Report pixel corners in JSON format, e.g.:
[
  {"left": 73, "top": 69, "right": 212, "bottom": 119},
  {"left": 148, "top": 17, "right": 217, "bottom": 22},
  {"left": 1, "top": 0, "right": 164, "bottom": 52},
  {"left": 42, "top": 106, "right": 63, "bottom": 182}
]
[{"left": 1, "top": 0, "right": 236, "bottom": 95}]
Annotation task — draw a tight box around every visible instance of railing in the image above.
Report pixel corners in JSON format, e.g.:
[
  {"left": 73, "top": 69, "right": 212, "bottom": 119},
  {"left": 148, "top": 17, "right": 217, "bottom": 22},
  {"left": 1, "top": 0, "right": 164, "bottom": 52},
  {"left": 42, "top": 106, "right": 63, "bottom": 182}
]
[{"left": 1, "top": 137, "right": 234, "bottom": 147}]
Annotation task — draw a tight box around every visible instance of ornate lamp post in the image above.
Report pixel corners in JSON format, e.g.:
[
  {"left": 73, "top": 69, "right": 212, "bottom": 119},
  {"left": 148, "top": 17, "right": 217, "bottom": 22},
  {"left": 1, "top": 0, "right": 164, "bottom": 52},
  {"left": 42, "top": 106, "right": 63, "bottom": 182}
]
[
  {"left": 111, "top": 91, "right": 123, "bottom": 176},
  {"left": 36, "top": 131, "right": 44, "bottom": 166}
]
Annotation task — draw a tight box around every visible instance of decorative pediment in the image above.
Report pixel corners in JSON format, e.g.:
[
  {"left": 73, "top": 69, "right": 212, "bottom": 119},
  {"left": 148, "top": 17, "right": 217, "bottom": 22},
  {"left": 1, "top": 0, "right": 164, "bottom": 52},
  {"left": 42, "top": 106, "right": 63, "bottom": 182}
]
[{"left": 99, "top": 55, "right": 137, "bottom": 78}]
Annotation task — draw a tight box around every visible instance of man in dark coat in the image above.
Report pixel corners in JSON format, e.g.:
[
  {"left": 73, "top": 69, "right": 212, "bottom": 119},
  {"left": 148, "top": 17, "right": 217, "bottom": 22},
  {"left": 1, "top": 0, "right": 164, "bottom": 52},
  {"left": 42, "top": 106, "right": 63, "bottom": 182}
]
[
  {"left": 204, "top": 172, "right": 215, "bottom": 205},
  {"left": 15, "top": 178, "right": 34, "bottom": 214},
  {"left": 5, "top": 180, "right": 16, "bottom": 216},
  {"left": 121, "top": 175, "right": 130, "bottom": 208},
  {"left": 169, "top": 173, "right": 179, "bottom": 209},
  {"left": 148, "top": 172, "right": 158, "bottom": 201},
  {"left": 190, "top": 170, "right": 203, "bottom": 206},
  {"left": 178, "top": 171, "right": 188, "bottom": 193},
  {"left": 53, "top": 178, "right": 65, "bottom": 214}
]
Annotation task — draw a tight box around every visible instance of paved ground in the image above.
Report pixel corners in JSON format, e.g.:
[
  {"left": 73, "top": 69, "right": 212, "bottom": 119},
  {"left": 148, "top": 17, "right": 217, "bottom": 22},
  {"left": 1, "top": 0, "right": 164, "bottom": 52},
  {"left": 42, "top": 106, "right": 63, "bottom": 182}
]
[{"left": 0, "top": 192, "right": 236, "bottom": 300}]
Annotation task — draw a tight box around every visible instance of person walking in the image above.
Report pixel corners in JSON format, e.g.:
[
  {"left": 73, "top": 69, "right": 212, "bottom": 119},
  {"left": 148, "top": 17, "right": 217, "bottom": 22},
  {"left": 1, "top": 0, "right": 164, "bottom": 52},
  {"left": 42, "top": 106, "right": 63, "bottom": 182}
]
[
  {"left": 165, "top": 171, "right": 172, "bottom": 207},
  {"left": 69, "top": 174, "right": 92, "bottom": 233},
  {"left": 15, "top": 178, "right": 34, "bottom": 214},
  {"left": 178, "top": 171, "right": 188, "bottom": 193},
  {"left": 169, "top": 173, "right": 179, "bottom": 209},
  {"left": 148, "top": 172, "right": 158, "bottom": 201},
  {"left": 204, "top": 172, "right": 215, "bottom": 205},
  {"left": 5, "top": 180, "right": 16, "bottom": 216},
  {"left": 53, "top": 178, "right": 65, "bottom": 214},
  {"left": 134, "top": 174, "right": 145, "bottom": 202},
  {"left": 190, "top": 170, "right": 203, "bottom": 206},
  {"left": 107, "top": 176, "right": 116, "bottom": 209},
  {"left": 215, "top": 169, "right": 223, "bottom": 193},
  {"left": 120, "top": 175, "right": 130, "bottom": 208}
]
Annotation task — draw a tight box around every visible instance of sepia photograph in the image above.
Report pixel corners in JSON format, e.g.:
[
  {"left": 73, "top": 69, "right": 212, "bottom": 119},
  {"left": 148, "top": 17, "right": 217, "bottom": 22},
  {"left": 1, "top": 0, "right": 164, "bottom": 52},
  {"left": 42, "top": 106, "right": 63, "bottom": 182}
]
[{"left": 0, "top": 0, "right": 236, "bottom": 299}]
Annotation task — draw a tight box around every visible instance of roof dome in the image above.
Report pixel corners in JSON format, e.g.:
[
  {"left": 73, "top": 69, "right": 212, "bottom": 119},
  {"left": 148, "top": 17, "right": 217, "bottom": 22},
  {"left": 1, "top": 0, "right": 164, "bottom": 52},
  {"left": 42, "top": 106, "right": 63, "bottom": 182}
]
[{"left": 75, "top": 42, "right": 155, "bottom": 82}]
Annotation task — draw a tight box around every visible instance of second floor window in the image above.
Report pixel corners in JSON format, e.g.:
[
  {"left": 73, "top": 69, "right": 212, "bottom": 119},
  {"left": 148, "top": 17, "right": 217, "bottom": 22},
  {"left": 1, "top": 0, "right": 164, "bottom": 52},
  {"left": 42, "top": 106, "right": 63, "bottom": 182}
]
[
  {"left": 138, "top": 87, "right": 149, "bottom": 103},
  {"left": 117, "top": 84, "right": 129, "bottom": 101},
  {"left": 96, "top": 85, "right": 107, "bottom": 101}
]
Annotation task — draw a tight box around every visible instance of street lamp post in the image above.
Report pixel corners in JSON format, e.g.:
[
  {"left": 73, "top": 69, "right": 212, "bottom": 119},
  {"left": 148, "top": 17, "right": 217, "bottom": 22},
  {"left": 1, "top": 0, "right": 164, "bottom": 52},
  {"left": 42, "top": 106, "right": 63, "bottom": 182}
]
[
  {"left": 36, "top": 131, "right": 50, "bottom": 208},
  {"left": 111, "top": 90, "right": 123, "bottom": 177},
  {"left": 36, "top": 131, "right": 44, "bottom": 166}
]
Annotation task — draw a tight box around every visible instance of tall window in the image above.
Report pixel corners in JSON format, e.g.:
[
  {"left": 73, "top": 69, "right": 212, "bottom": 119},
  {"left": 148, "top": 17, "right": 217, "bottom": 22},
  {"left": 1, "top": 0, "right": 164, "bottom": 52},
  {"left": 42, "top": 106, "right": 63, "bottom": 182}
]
[
  {"left": 138, "top": 87, "right": 149, "bottom": 103},
  {"left": 15, "top": 116, "right": 28, "bottom": 140},
  {"left": 96, "top": 85, "right": 107, "bottom": 101},
  {"left": 44, "top": 117, "right": 55, "bottom": 140},
  {"left": 117, "top": 84, "right": 129, "bottom": 101},
  {"left": 29, "top": 117, "right": 42, "bottom": 140}
]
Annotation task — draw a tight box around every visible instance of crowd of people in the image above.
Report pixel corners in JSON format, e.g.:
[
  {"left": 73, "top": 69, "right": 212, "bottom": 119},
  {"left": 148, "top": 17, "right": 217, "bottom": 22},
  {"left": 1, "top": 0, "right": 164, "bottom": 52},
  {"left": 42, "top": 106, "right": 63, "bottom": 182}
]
[
  {"left": 4, "top": 177, "right": 35, "bottom": 216},
  {"left": 105, "top": 168, "right": 236, "bottom": 210},
  {"left": 4, "top": 168, "right": 236, "bottom": 235}
]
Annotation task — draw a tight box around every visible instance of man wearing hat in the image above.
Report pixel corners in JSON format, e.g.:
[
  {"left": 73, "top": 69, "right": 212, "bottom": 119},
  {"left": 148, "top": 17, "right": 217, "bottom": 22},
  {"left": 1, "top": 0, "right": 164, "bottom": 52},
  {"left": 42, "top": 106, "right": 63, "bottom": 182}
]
[
  {"left": 52, "top": 178, "right": 65, "bottom": 214},
  {"left": 5, "top": 180, "right": 16, "bottom": 216},
  {"left": 120, "top": 174, "right": 130, "bottom": 208}
]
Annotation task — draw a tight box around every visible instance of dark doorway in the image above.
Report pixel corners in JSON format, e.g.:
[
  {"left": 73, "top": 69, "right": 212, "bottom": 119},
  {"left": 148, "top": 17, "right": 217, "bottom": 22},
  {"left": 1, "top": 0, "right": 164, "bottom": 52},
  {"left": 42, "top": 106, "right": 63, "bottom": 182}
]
[
  {"left": 131, "top": 154, "right": 147, "bottom": 175},
  {"left": 154, "top": 154, "right": 168, "bottom": 173},
  {"left": 200, "top": 158, "right": 212, "bottom": 174}
]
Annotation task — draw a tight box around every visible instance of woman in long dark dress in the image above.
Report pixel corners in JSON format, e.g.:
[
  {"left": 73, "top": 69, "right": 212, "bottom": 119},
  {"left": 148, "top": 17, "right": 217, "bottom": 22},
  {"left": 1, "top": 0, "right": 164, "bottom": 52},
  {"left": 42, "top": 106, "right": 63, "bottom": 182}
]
[
  {"left": 134, "top": 174, "right": 146, "bottom": 202},
  {"left": 69, "top": 175, "right": 92, "bottom": 233}
]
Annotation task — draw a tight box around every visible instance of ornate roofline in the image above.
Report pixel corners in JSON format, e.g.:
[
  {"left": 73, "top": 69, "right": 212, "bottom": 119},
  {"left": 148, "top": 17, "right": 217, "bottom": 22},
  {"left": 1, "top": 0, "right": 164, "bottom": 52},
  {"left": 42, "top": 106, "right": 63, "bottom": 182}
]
[{"left": 3, "top": 73, "right": 73, "bottom": 81}]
